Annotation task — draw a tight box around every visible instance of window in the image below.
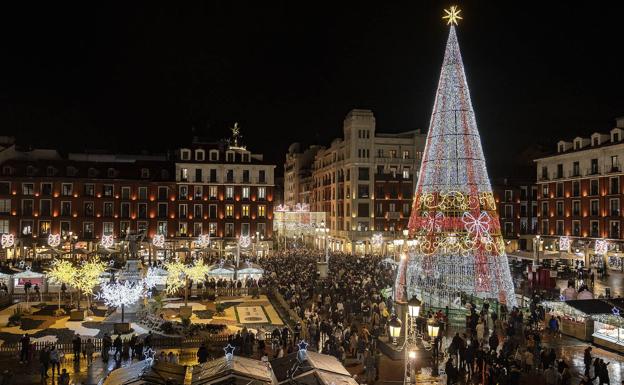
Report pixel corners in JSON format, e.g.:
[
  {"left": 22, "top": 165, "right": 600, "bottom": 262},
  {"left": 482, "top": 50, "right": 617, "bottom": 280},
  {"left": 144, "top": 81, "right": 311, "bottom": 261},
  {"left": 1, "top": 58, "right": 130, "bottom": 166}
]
[
  {"left": 209, "top": 186, "right": 218, "bottom": 199},
  {"left": 225, "top": 223, "right": 234, "bottom": 237},
  {"left": 572, "top": 220, "right": 580, "bottom": 236},
  {"left": 107, "top": 168, "right": 116, "bottom": 178},
  {"left": 258, "top": 170, "right": 266, "bottom": 183},
  {"left": 541, "top": 166, "right": 548, "bottom": 179},
  {"left": 120, "top": 222, "right": 130, "bottom": 237},
  {"left": 0, "top": 219, "right": 8, "bottom": 234},
  {"left": 377, "top": 149, "right": 384, "bottom": 158},
  {"left": 556, "top": 164, "right": 563, "bottom": 178},
  {"left": 402, "top": 203, "right": 410, "bottom": 216},
  {"left": 258, "top": 205, "right": 266, "bottom": 218},
  {"left": 209, "top": 223, "right": 217, "bottom": 236},
  {"left": 389, "top": 150, "right": 396, "bottom": 158},
  {"left": 157, "top": 221, "right": 167, "bottom": 235},
  {"left": 158, "top": 187, "right": 169, "bottom": 200},
  {"left": 591, "top": 159, "right": 599, "bottom": 174},
  {"left": 572, "top": 181, "right": 580, "bottom": 197},
  {"left": 103, "top": 185, "right": 113, "bottom": 197},
  {"left": 612, "top": 155, "right": 620, "bottom": 172},
  {"left": 610, "top": 198, "right": 620, "bottom": 216},
  {"left": 590, "top": 200, "right": 599, "bottom": 216},
  {"left": 556, "top": 183, "right": 563, "bottom": 198},
  {"left": 180, "top": 149, "right": 191, "bottom": 160},
  {"left": 504, "top": 190, "right": 513, "bottom": 202},
  {"left": 41, "top": 183, "right": 52, "bottom": 196},
  {"left": 194, "top": 185, "right": 203, "bottom": 200},
  {"left": 541, "top": 202, "right": 548, "bottom": 217},
  {"left": 141, "top": 168, "right": 150, "bottom": 178},
  {"left": 61, "top": 183, "right": 72, "bottom": 196},
  {"left": 241, "top": 205, "right": 249, "bottom": 218},
  {"left": 556, "top": 220, "right": 564, "bottom": 235},
  {"left": 505, "top": 205, "right": 513, "bottom": 218},
  {"left": 402, "top": 167, "right": 410, "bottom": 179},
  {"left": 542, "top": 185, "right": 549, "bottom": 198},
  {"left": 358, "top": 185, "right": 369, "bottom": 199},
  {"left": 0, "top": 182, "right": 9, "bottom": 195},
  {"left": 358, "top": 167, "right": 369, "bottom": 181},
  {"left": 103, "top": 202, "right": 113, "bottom": 217},
  {"left": 138, "top": 187, "right": 147, "bottom": 200},
  {"left": 243, "top": 170, "right": 250, "bottom": 183},
  {"left": 60, "top": 201, "right": 70, "bottom": 217},
  {"left": 178, "top": 222, "right": 188, "bottom": 236},
  {"left": 21, "top": 220, "right": 33, "bottom": 235},
  {"left": 242, "top": 187, "right": 250, "bottom": 200},
  {"left": 120, "top": 203, "right": 130, "bottom": 219},
  {"left": 520, "top": 204, "right": 527, "bottom": 217},
  {"left": 209, "top": 169, "right": 217, "bottom": 182},
  {"left": 610, "top": 177, "right": 619, "bottom": 195},
  {"left": 572, "top": 200, "right": 580, "bottom": 216},
  {"left": 209, "top": 205, "right": 217, "bottom": 219},
  {"left": 590, "top": 221, "right": 599, "bottom": 237},
  {"left": 83, "top": 222, "right": 94, "bottom": 239},
  {"left": 158, "top": 203, "right": 167, "bottom": 218},
  {"left": 193, "top": 223, "right": 202, "bottom": 236},
  {"left": 225, "top": 204, "right": 234, "bottom": 218},
  {"left": 46, "top": 166, "right": 56, "bottom": 176},
  {"left": 241, "top": 223, "right": 250, "bottom": 236},
  {"left": 590, "top": 179, "right": 599, "bottom": 196},
  {"left": 121, "top": 187, "right": 131, "bottom": 200},
  {"left": 226, "top": 170, "right": 234, "bottom": 183},
  {"left": 179, "top": 185, "right": 188, "bottom": 200},
  {"left": 541, "top": 220, "right": 549, "bottom": 235},
  {"left": 226, "top": 152, "right": 234, "bottom": 162},
  {"left": 195, "top": 168, "right": 202, "bottom": 183},
  {"left": 194, "top": 204, "right": 202, "bottom": 218},
  {"left": 84, "top": 184, "right": 94, "bottom": 197},
  {"left": 358, "top": 203, "right": 370, "bottom": 217},
  {"left": 402, "top": 150, "right": 409, "bottom": 159},
  {"left": 226, "top": 186, "right": 234, "bottom": 199},
  {"left": 257, "top": 223, "right": 266, "bottom": 237},
  {"left": 179, "top": 204, "right": 188, "bottom": 219},
  {"left": 137, "top": 203, "right": 147, "bottom": 219},
  {"left": 60, "top": 221, "right": 70, "bottom": 237},
  {"left": 572, "top": 161, "right": 580, "bottom": 176},
  {"left": 556, "top": 201, "right": 563, "bottom": 216},
  {"left": 137, "top": 221, "right": 148, "bottom": 233},
  {"left": 180, "top": 168, "right": 188, "bottom": 182},
  {"left": 209, "top": 150, "right": 219, "bottom": 161},
  {"left": 22, "top": 183, "right": 35, "bottom": 196},
  {"left": 38, "top": 220, "right": 51, "bottom": 236},
  {"left": 610, "top": 221, "right": 620, "bottom": 239},
  {"left": 103, "top": 222, "right": 114, "bottom": 236},
  {"left": 196, "top": 150, "right": 205, "bottom": 161},
  {"left": 257, "top": 187, "right": 266, "bottom": 200},
  {"left": 84, "top": 202, "right": 94, "bottom": 217},
  {"left": 0, "top": 199, "right": 10, "bottom": 214}
]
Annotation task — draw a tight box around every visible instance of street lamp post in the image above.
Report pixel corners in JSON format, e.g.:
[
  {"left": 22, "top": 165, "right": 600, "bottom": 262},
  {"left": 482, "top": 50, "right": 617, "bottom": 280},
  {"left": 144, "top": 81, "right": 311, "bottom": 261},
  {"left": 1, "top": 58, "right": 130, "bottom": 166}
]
[
  {"left": 389, "top": 296, "right": 425, "bottom": 385},
  {"left": 534, "top": 235, "right": 544, "bottom": 267},
  {"left": 427, "top": 319, "right": 441, "bottom": 377}
]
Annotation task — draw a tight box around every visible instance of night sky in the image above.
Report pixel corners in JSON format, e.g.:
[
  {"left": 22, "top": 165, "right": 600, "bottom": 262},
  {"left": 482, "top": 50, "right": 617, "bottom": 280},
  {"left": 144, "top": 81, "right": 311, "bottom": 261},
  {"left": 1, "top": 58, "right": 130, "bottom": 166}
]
[{"left": 2, "top": 2, "right": 624, "bottom": 177}]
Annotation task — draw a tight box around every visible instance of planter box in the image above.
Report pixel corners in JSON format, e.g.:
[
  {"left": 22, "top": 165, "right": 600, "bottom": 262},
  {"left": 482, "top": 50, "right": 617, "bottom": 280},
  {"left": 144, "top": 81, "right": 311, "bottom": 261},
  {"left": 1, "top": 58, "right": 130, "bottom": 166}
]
[
  {"left": 114, "top": 322, "right": 131, "bottom": 334},
  {"left": 179, "top": 306, "right": 193, "bottom": 319},
  {"left": 69, "top": 310, "right": 86, "bottom": 321}
]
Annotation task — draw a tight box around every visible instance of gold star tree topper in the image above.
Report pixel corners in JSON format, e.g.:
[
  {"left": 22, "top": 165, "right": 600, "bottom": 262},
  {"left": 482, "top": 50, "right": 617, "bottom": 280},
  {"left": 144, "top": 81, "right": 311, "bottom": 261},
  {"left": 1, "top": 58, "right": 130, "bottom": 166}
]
[{"left": 443, "top": 6, "right": 462, "bottom": 26}]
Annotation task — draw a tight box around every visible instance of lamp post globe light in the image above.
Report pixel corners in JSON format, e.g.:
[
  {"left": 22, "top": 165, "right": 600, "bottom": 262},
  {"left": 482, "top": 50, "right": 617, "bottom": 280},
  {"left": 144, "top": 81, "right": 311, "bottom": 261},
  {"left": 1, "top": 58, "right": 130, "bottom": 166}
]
[
  {"left": 427, "top": 319, "right": 441, "bottom": 377},
  {"left": 388, "top": 313, "right": 402, "bottom": 345}
]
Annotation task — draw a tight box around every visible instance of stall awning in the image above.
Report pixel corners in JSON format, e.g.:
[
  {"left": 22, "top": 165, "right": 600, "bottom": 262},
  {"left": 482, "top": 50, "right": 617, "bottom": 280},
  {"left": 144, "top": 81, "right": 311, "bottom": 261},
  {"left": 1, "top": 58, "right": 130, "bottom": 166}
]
[
  {"left": 103, "top": 360, "right": 186, "bottom": 385},
  {"left": 13, "top": 270, "right": 45, "bottom": 279},
  {"left": 191, "top": 356, "right": 276, "bottom": 385}
]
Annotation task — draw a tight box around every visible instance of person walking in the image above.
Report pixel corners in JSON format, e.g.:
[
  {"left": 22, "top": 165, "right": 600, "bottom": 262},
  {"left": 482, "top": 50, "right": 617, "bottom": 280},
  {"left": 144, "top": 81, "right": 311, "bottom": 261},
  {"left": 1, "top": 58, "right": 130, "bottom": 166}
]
[
  {"left": 49, "top": 346, "right": 60, "bottom": 377},
  {"left": 102, "top": 333, "right": 112, "bottom": 362},
  {"left": 58, "top": 368, "right": 70, "bottom": 385},
  {"left": 72, "top": 334, "right": 82, "bottom": 361},
  {"left": 583, "top": 346, "right": 593, "bottom": 377},
  {"left": 19, "top": 334, "right": 30, "bottom": 363},
  {"left": 39, "top": 346, "right": 50, "bottom": 380},
  {"left": 85, "top": 338, "right": 95, "bottom": 365},
  {"left": 113, "top": 335, "right": 123, "bottom": 361},
  {"left": 197, "top": 343, "right": 209, "bottom": 364}
]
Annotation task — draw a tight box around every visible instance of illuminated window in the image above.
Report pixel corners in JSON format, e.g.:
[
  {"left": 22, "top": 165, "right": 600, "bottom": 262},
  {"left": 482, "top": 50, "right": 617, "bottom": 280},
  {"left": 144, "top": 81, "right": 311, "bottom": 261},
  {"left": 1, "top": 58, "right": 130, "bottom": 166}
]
[
  {"left": 242, "top": 205, "right": 250, "bottom": 218},
  {"left": 242, "top": 187, "right": 250, "bottom": 199},
  {"left": 225, "top": 204, "right": 234, "bottom": 218},
  {"left": 258, "top": 205, "right": 266, "bottom": 218},
  {"left": 226, "top": 186, "right": 234, "bottom": 199},
  {"left": 257, "top": 187, "right": 266, "bottom": 200}
]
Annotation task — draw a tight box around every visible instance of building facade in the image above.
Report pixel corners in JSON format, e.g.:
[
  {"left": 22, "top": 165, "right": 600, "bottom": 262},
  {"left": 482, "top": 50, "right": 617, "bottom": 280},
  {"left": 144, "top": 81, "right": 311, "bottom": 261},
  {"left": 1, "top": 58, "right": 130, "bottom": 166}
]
[
  {"left": 294, "top": 109, "right": 426, "bottom": 254},
  {"left": 534, "top": 117, "right": 624, "bottom": 271},
  {"left": 491, "top": 177, "right": 538, "bottom": 250},
  {"left": 0, "top": 135, "right": 275, "bottom": 259},
  {"left": 284, "top": 143, "right": 321, "bottom": 207}
]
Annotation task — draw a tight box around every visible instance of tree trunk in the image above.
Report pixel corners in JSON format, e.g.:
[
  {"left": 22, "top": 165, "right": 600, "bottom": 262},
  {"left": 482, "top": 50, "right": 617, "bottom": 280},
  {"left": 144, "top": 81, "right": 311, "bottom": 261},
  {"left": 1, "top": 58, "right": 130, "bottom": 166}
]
[
  {"left": 184, "top": 277, "right": 188, "bottom": 307},
  {"left": 58, "top": 291, "right": 61, "bottom": 311},
  {"left": 121, "top": 303, "right": 125, "bottom": 323}
]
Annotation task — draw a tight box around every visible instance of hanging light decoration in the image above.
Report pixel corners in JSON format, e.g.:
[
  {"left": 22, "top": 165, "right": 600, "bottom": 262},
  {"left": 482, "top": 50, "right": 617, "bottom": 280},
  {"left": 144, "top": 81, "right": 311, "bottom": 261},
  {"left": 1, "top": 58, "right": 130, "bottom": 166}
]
[
  {"left": 1, "top": 234, "right": 14, "bottom": 249},
  {"left": 239, "top": 235, "right": 251, "bottom": 248},
  {"left": 559, "top": 236, "right": 571, "bottom": 252},
  {"left": 197, "top": 234, "right": 211, "bottom": 248},
  {"left": 152, "top": 234, "right": 165, "bottom": 248},
  {"left": 595, "top": 239, "right": 608, "bottom": 255},
  {"left": 48, "top": 233, "right": 61, "bottom": 248},
  {"left": 371, "top": 233, "right": 384, "bottom": 247},
  {"left": 101, "top": 234, "right": 114, "bottom": 249}
]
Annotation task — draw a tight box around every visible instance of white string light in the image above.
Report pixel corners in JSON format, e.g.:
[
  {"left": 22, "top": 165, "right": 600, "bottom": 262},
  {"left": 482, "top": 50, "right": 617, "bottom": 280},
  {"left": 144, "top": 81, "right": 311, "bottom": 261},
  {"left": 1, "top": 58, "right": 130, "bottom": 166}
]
[
  {"left": 152, "top": 234, "right": 165, "bottom": 248},
  {"left": 595, "top": 239, "right": 608, "bottom": 255},
  {"left": 101, "top": 234, "right": 114, "bottom": 249},
  {"left": 559, "top": 236, "right": 571, "bottom": 252},
  {"left": 1, "top": 234, "right": 14, "bottom": 249},
  {"left": 239, "top": 235, "right": 251, "bottom": 248},
  {"left": 48, "top": 233, "right": 61, "bottom": 248}
]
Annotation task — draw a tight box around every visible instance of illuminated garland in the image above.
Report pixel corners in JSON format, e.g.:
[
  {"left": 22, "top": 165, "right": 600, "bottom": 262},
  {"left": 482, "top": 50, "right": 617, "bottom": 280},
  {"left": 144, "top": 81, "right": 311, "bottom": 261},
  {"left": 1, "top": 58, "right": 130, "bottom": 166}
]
[{"left": 403, "top": 25, "right": 516, "bottom": 308}]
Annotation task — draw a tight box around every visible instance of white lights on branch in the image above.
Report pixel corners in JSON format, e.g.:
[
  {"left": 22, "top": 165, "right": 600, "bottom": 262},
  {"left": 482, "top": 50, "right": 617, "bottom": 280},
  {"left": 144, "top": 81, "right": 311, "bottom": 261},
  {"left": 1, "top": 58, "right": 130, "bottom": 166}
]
[
  {"left": 595, "top": 239, "right": 608, "bottom": 255},
  {"left": 1, "top": 234, "right": 14, "bottom": 249},
  {"left": 371, "top": 233, "right": 383, "bottom": 247},
  {"left": 101, "top": 234, "right": 114, "bottom": 249},
  {"left": 559, "top": 236, "right": 571, "bottom": 252},
  {"left": 48, "top": 233, "right": 61, "bottom": 248},
  {"left": 239, "top": 235, "right": 251, "bottom": 248},
  {"left": 152, "top": 234, "right": 165, "bottom": 248},
  {"left": 197, "top": 234, "right": 210, "bottom": 248}
]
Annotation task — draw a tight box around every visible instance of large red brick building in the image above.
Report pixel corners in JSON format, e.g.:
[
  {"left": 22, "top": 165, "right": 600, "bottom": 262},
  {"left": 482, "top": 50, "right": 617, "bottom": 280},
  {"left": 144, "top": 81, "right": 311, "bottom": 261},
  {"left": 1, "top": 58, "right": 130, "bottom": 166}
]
[{"left": 0, "top": 137, "right": 275, "bottom": 259}]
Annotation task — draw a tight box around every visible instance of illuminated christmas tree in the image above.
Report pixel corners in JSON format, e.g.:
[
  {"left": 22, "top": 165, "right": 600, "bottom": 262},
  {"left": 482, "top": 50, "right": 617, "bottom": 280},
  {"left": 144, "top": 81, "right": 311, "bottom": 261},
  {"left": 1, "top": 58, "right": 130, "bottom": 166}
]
[{"left": 403, "top": 8, "right": 517, "bottom": 308}]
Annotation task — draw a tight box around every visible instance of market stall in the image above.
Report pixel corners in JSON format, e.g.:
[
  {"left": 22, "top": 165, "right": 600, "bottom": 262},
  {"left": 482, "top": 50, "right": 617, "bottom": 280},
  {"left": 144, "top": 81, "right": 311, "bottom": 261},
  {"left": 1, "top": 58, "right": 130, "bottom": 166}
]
[
  {"left": 13, "top": 269, "right": 45, "bottom": 292},
  {"left": 542, "top": 300, "right": 596, "bottom": 341},
  {"left": 236, "top": 263, "right": 264, "bottom": 281},
  {"left": 591, "top": 298, "right": 624, "bottom": 353},
  {"left": 207, "top": 263, "right": 236, "bottom": 280}
]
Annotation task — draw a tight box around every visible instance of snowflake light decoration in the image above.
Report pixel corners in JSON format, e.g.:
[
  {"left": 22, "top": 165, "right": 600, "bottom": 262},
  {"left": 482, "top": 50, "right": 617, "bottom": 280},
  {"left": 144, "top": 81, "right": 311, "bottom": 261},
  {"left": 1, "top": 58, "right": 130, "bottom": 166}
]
[
  {"left": 462, "top": 211, "right": 490, "bottom": 239},
  {"left": 294, "top": 203, "right": 309, "bottom": 212},
  {"left": 559, "top": 236, "right": 571, "bottom": 252},
  {"left": 275, "top": 204, "right": 289, "bottom": 212},
  {"left": 371, "top": 233, "right": 384, "bottom": 247},
  {"left": 612, "top": 307, "right": 621, "bottom": 317},
  {"left": 239, "top": 235, "right": 251, "bottom": 248},
  {"left": 101, "top": 234, "right": 114, "bottom": 249},
  {"left": 197, "top": 234, "right": 211, "bottom": 249},
  {"left": 595, "top": 239, "right": 608, "bottom": 255},
  {"left": 48, "top": 233, "right": 61, "bottom": 248},
  {"left": 152, "top": 234, "right": 165, "bottom": 248},
  {"left": 1, "top": 234, "right": 14, "bottom": 249}
]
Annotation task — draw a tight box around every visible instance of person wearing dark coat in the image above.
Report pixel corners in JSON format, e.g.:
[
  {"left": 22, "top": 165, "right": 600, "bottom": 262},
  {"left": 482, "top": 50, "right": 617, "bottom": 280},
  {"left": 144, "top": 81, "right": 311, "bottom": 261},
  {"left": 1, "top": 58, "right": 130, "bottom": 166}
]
[{"left": 197, "top": 343, "right": 209, "bottom": 363}]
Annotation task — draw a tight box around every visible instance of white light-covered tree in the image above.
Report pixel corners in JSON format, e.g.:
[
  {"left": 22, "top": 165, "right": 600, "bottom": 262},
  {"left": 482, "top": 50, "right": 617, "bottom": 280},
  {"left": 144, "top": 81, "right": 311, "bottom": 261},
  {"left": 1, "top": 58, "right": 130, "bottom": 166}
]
[
  {"left": 97, "top": 280, "right": 145, "bottom": 323},
  {"left": 47, "top": 260, "right": 77, "bottom": 312},
  {"left": 74, "top": 258, "right": 106, "bottom": 311},
  {"left": 164, "top": 259, "right": 209, "bottom": 307}
]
